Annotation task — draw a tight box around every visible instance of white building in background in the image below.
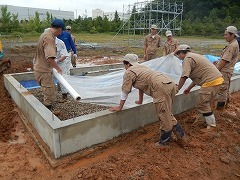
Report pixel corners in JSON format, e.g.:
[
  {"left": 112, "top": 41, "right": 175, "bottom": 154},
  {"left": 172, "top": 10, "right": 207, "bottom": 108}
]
[
  {"left": 92, "top": 9, "right": 104, "bottom": 19},
  {"left": 104, "top": 12, "right": 124, "bottom": 21},
  {"left": 92, "top": 8, "right": 124, "bottom": 21},
  {"left": 0, "top": 5, "right": 74, "bottom": 21}
]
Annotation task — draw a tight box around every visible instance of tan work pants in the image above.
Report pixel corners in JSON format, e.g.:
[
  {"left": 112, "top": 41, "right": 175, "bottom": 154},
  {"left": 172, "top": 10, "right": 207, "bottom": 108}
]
[
  {"left": 34, "top": 71, "right": 56, "bottom": 106},
  {"left": 71, "top": 51, "right": 76, "bottom": 67},
  {"left": 154, "top": 82, "right": 178, "bottom": 132},
  {"left": 218, "top": 72, "right": 232, "bottom": 102},
  {"left": 196, "top": 85, "right": 221, "bottom": 114}
]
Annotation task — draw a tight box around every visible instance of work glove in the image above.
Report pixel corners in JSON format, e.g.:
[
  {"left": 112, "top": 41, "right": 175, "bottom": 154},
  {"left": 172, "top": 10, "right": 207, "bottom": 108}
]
[{"left": 73, "top": 54, "right": 77, "bottom": 58}]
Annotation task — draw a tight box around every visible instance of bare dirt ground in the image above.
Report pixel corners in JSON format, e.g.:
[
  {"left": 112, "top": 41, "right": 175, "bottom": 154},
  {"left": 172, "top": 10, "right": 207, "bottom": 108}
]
[{"left": 0, "top": 44, "right": 240, "bottom": 179}]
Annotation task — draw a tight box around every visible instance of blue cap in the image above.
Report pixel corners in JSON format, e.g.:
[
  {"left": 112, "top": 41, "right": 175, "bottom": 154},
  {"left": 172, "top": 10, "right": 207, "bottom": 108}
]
[{"left": 51, "top": 19, "right": 65, "bottom": 29}]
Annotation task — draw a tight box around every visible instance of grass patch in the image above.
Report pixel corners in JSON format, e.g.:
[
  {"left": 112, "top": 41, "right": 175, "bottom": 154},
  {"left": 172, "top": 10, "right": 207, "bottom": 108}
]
[{"left": 5, "top": 33, "right": 225, "bottom": 56}]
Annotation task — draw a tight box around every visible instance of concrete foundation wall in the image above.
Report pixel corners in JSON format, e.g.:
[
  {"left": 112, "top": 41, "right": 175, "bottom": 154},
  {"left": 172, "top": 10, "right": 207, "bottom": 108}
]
[
  {"left": 4, "top": 72, "right": 240, "bottom": 158},
  {"left": 4, "top": 74, "right": 61, "bottom": 157},
  {"left": 70, "top": 63, "right": 123, "bottom": 76}
]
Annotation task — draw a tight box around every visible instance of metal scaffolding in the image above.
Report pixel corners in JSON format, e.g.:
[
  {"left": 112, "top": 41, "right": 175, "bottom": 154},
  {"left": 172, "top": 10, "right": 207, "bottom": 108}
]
[{"left": 121, "top": 0, "right": 183, "bottom": 46}]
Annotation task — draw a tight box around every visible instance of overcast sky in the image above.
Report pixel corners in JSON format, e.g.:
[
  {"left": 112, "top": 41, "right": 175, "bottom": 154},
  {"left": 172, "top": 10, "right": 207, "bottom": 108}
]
[{"left": 1, "top": 0, "right": 137, "bottom": 18}]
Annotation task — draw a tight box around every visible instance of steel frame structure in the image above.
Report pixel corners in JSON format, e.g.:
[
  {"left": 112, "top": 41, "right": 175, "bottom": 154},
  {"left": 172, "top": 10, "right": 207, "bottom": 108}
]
[{"left": 121, "top": 0, "right": 183, "bottom": 45}]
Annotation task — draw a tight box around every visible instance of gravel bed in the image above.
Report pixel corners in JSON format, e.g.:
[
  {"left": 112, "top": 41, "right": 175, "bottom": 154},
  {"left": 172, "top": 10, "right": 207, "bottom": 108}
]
[{"left": 29, "top": 88, "right": 109, "bottom": 121}]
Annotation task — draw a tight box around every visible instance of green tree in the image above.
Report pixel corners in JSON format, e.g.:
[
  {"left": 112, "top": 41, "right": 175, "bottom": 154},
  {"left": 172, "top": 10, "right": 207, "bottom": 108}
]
[
  {"left": 10, "top": 13, "right": 20, "bottom": 32},
  {"left": 94, "top": 16, "right": 103, "bottom": 33},
  {"left": 0, "top": 6, "right": 12, "bottom": 33},
  {"left": 102, "top": 16, "right": 110, "bottom": 32},
  {"left": 33, "top": 12, "right": 41, "bottom": 32},
  {"left": 112, "top": 11, "right": 122, "bottom": 32},
  {"left": 46, "top": 12, "right": 52, "bottom": 24}
]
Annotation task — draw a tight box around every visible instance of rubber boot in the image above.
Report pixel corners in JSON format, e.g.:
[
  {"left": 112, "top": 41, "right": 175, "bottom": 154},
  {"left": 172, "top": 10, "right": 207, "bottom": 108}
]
[
  {"left": 155, "top": 130, "right": 172, "bottom": 147},
  {"left": 172, "top": 123, "right": 184, "bottom": 139},
  {"left": 204, "top": 114, "right": 216, "bottom": 128},
  {"left": 216, "top": 101, "right": 226, "bottom": 110},
  {"left": 172, "top": 123, "right": 187, "bottom": 147}
]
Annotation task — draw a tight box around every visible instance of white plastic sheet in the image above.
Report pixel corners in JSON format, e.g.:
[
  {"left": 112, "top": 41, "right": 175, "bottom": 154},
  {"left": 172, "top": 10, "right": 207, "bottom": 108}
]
[{"left": 63, "top": 54, "right": 192, "bottom": 107}]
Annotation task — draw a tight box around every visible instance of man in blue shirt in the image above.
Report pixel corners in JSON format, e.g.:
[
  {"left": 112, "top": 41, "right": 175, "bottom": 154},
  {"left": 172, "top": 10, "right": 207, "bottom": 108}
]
[{"left": 57, "top": 30, "right": 77, "bottom": 72}]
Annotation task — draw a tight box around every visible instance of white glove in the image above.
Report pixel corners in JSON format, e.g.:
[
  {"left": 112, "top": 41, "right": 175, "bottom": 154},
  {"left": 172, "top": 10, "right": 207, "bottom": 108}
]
[
  {"left": 73, "top": 54, "right": 77, "bottom": 58},
  {"left": 55, "top": 58, "right": 59, "bottom": 63}
]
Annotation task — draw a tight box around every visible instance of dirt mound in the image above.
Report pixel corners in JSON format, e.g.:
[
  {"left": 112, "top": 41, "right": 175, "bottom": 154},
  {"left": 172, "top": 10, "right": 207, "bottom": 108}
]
[{"left": 10, "top": 45, "right": 36, "bottom": 54}]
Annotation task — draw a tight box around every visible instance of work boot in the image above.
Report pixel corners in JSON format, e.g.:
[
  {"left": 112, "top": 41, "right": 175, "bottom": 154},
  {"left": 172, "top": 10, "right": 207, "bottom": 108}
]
[
  {"left": 155, "top": 130, "right": 172, "bottom": 148},
  {"left": 204, "top": 114, "right": 216, "bottom": 128},
  {"left": 172, "top": 123, "right": 187, "bottom": 147},
  {"left": 172, "top": 123, "right": 184, "bottom": 139},
  {"left": 215, "top": 101, "right": 226, "bottom": 110}
]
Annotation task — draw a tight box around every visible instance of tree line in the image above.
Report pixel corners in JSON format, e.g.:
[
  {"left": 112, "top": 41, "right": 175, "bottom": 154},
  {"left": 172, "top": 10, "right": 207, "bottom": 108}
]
[
  {"left": 179, "top": 0, "right": 240, "bottom": 36},
  {"left": 0, "top": 6, "right": 122, "bottom": 35},
  {"left": 0, "top": 1, "right": 240, "bottom": 37}
]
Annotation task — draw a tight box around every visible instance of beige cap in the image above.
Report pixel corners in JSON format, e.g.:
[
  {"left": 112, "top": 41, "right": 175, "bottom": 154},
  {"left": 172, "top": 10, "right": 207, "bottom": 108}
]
[
  {"left": 177, "top": 44, "right": 190, "bottom": 51},
  {"left": 175, "top": 44, "right": 191, "bottom": 54},
  {"left": 150, "top": 24, "right": 158, "bottom": 30},
  {"left": 165, "top": 30, "right": 172, "bottom": 37},
  {"left": 123, "top": 54, "right": 139, "bottom": 66},
  {"left": 226, "top": 26, "right": 239, "bottom": 37},
  {"left": 66, "top": 25, "right": 71, "bottom": 30}
]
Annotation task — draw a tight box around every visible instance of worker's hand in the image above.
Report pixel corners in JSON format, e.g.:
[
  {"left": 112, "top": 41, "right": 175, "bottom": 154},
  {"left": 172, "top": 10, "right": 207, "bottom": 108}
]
[
  {"left": 109, "top": 106, "right": 122, "bottom": 112},
  {"left": 135, "top": 100, "right": 142, "bottom": 105},
  {"left": 73, "top": 54, "right": 77, "bottom": 58},
  {"left": 183, "top": 88, "right": 190, "bottom": 94}
]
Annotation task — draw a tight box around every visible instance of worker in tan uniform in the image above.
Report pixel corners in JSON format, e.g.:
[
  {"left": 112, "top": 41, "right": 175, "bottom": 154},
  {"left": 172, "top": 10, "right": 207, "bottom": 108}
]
[
  {"left": 66, "top": 25, "right": 77, "bottom": 67},
  {"left": 176, "top": 45, "right": 224, "bottom": 130},
  {"left": 109, "top": 54, "right": 185, "bottom": 146},
  {"left": 144, "top": 25, "right": 161, "bottom": 61},
  {"left": 163, "top": 30, "right": 179, "bottom": 56},
  {"left": 215, "top": 26, "right": 239, "bottom": 109},
  {"left": 33, "top": 19, "right": 64, "bottom": 110}
]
